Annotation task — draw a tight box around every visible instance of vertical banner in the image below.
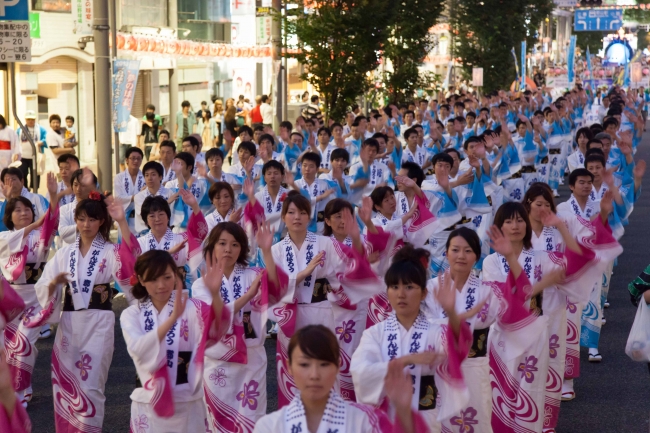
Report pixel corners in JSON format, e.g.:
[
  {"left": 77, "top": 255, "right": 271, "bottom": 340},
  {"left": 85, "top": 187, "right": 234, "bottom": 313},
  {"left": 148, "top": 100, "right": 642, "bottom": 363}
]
[
  {"left": 520, "top": 41, "right": 526, "bottom": 91},
  {"left": 511, "top": 47, "right": 519, "bottom": 83},
  {"left": 75, "top": 0, "right": 93, "bottom": 35},
  {"left": 586, "top": 46, "right": 594, "bottom": 90},
  {"left": 567, "top": 35, "right": 577, "bottom": 85},
  {"left": 112, "top": 59, "right": 141, "bottom": 133}
]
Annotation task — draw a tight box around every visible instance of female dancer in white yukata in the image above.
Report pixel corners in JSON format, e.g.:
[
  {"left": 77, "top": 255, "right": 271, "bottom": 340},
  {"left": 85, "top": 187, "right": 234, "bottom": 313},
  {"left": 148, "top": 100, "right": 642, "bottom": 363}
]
[
  {"left": 193, "top": 222, "right": 288, "bottom": 433},
  {"left": 32, "top": 192, "right": 138, "bottom": 432},
  {"left": 482, "top": 201, "right": 622, "bottom": 433},
  {"left": 351, "top": 245, "right": 482, "bottom": 433},
  {"left": 136, "top": 191, "right": 208, "bottom": 293},
  {"left": 0, "top": 275, "right": 31, "bottom": 431},
  {"left": 0, "top": 172, "right": 59, "bottom": 407},
  {"left": 253, "top": 324, "right": 427, "bottom": 433},
  {"left": 254, "top": 191, "right": 380, "bottom": 408},
  {"left": 120, "top": 250, "right": 230, "bottom": 433}
]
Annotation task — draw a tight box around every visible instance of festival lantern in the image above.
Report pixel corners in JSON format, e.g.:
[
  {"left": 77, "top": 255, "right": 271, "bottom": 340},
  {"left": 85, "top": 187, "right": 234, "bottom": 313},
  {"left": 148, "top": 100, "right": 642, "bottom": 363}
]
[
  {"left": 225, "top": 46, "right": 232, "bottom": 57},
  {"left": 125, "top": 34, "right": 136, "bottom": 51},
  {"left": 155, "top": 39, "right": 165, "bottom": 53},
  {"left": 117, "top": 33, "right": 125, "bottom": 50}
]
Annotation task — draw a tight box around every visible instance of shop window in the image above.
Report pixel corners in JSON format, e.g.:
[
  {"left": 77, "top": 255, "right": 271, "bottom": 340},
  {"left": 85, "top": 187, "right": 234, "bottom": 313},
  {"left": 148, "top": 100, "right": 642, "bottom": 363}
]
[
  {"left": 120, "top": 0, "right": 168, "bottom": 28},
  {"left": 32, "top": 0, "right": 71, "bottom": 12}
]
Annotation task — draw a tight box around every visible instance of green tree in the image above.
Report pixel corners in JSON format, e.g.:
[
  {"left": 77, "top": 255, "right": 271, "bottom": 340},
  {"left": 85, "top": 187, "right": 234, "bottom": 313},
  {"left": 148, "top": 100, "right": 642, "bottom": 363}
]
[
  {"left": 576, "top": 31, "right": 605, "bottom": 53},
  {"left": 451, "top": 0, "right": 553, "bottom": 91},
  {"left": 381, "top": 0, "right": 444, "bottom": 104},
  {"left": 281, "top": 0, "right": 392, "bottom": 121}
]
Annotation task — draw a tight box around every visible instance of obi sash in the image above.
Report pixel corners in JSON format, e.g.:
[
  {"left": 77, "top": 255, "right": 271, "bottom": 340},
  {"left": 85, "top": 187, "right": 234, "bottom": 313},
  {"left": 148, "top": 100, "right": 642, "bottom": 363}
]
[{"left": 63, "top": 284, "right": 112, "bottom": 311}]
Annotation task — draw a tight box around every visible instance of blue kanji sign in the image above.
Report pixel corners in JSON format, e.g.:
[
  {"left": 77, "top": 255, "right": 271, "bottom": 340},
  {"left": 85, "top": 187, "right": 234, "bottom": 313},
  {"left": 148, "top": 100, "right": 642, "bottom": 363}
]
[
  {"left": 0, "top": 0, "right": 29, "bottom": 21},
  {"left": 574, "top": 9, "right": 622, "bottom": 32}
]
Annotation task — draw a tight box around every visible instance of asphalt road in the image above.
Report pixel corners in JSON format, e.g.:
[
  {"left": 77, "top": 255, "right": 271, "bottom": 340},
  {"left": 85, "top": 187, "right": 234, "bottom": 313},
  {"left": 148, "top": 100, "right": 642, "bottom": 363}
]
[{"left": 25, "top": 133, "right": 650, "bottom": 432}]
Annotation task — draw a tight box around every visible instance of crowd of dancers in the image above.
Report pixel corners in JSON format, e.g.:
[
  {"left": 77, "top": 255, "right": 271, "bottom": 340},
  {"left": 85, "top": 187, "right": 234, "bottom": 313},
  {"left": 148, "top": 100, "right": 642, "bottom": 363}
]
[{"left": 0, "top": 84, "right": 645, "bottom": 433}]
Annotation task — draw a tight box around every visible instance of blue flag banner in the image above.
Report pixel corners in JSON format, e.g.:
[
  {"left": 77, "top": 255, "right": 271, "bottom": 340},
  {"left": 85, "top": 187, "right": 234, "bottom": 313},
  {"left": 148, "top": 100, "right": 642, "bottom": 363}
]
[
  {"left": 521, "top": 41, "right": 526, "bottom": 91},
  {"left": 586, "top": 46, "right": 595, "bottom": 90},
  {"left": 112, "top": 59, "right": 141, "bottom": 133},
  {"left": 567, "top": 35, "right": 577, "bottom": 84}
]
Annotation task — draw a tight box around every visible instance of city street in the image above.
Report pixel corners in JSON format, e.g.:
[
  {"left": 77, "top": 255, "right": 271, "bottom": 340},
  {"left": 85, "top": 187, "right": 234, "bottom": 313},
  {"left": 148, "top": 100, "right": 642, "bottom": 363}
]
[{"left": 23, "top": 134, "right": 650, "bottom": 432}]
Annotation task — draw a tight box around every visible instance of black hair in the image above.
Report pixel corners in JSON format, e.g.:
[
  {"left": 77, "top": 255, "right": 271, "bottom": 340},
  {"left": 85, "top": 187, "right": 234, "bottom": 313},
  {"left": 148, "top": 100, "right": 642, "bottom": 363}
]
[
  {"left": 323, "top": 198, "right": 354, "bottom": 237},
  {"left": 203, "top": 222, "right": 250, "bottom": 266},
  {"left": 237, "top": 141, "right": 257, "bottom": 158},
  {"left": 301, "top": 151, "right": 321, "bottom": 167},
  {"left": 141, "top": 196, "right": 171, "bottom": 229},
  {"left": 208, "top": 181, "right": 235, "bottom": 204},
  {"left": 262, "top": 160, "right": 285, "bottom": 175},
  {"left": 523, "top": 182, "right": 557, "bottom": 214},
  {"left": 585, "top": 148, "right": 605, "bottom": 158},
  {"left": 206, "top": 147, "right": 225, "bottom": 162},
  {"left": 253, "top": 125, "right": 264, "bottom": 132},
  {"left": 182, "top": 135, "right": 200, "bottom": 150},
  {"left": 146, "top": 104, "right": 156, "bottom": 111},
  {"left": 372, "top": 132, "right": 388, "bottom": 142},
  {"left": 280, "top": 120, "right": 293, "bottom": 131},
  {"left": 575, "top": 127, "right": 594, "bottom": 144},
  {"left": 142, "top": 161, "right": 163, "bottom": 178},
  {"left": 330, "top": 122, "right": 343, "bottom": 131},
  {"left": 131, "top": 250, "right": 179, "bottom": 302},
  {"left": 181, "top": 100, "right": 190, "bottom": 108},
  {"left": 288, "top": 325, "right": 339, "bottom": 366},
  {"left": 317, "top": 127, "right": 331, "bottom": 137},
  {"left": 446, "top": 226, "right": 481, "bottom": 259},
  {"left": 443, "top": 148, "right": 461, "bottom": 162},
  {"left": 281, "top": 190, "right": 311, "bottom": 217},
  {"left": 174, "top": 152, "right": 195, "bottom": 172},
  {"left": 259, "top": 133, "right": 275, "bottom": 147},
  {"left": 48, "top": 114, "right": 61, "bottom": 124},
  {"left": 385, "top": 244, "right": 430, "bottom": 290},
  {"left": 290, "top": 131, "right": 304, "bottom": 141},
  {"left": 57, "top": 153, "right": 80, "bottom": 167},
  {"left": 159, "top": 140, "right": 176, "bottom": 153},
  {"left": 362, "top": 138, "right": 379, "bottom": 152},
  {"left": 493, "top": 202, "right": 532, "bottom": 250},
  {"left": 463, "top": 135, "right": 482, "bottom": 151},
  {"left": 602, "top": 118, "right": 619, "bottom": 130},
  {"left": 1, "top": 167, "right": 23, "bottom": 183},
  {"left": 74, "top": 195, "right": 112, "bottom": 241},
  {"left": 370, "top": 186, "right": 394, "bottom": 212},
  {"left": 400, "top": 161, "right": 425, "bottom": 187},
  {"left": 331, "top": 148, "right": 349, "bottom": 163},
  {"left": 585, "top": 154, "right": 606, "bottom": 169},
  {"left": 125, "top": 146, "right": 144, "bottom": 159},
  {"left": 238, "top": 125, "right": 253, "bottom": 137},
  {"left": 3, "top": 196, "right": 34, "bottom": 230},
  {"left": 71, "top": 168, "right": 97, "bottom": 187},
  {"left": 569, "top": 168, "right": 594, "bottom": 186},
  {"left": 404, "top": 127, "right": 418, "bottom": 140}
]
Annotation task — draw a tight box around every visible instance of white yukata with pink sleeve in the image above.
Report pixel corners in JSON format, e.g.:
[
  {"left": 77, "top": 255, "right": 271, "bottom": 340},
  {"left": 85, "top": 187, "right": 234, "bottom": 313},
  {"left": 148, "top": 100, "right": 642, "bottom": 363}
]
[
  {"left": 351, "top": 312, "right": 472, "bottom": 433},
  {"left": 120, "top": 292, "right": 231, "bottom": 433},
  {"left": 192, "top": 265, "right": 288, "bottom": 433},
  {"left": 0, "top": 205, "right": 58, "bottom": 396},
  {"left": 31, "top": 233, "right": 138, "bottom": 433}
]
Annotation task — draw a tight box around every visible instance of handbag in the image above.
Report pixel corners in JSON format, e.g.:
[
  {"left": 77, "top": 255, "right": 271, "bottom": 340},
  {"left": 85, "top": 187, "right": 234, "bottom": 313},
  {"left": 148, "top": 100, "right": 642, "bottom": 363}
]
[{"left": 625, "top": 300, "right": 650, "bottom": 362}]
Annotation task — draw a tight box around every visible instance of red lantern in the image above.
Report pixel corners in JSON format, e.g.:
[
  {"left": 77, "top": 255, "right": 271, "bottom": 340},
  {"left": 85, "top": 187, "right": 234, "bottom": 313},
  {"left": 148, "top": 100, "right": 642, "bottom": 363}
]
[
  {"left": 643, "top": 68, "right": 649, "bottom": 76},
  {"left": 155, "top": 39, "right": 164, "bottom": 53},
  {"left": 225, "top": 46, "right": 232, "bottom": 57},
  {"left": 147, "top": 38, "right": 157, "bottom": 52},
  {"left": 263, "top": 47, "right": 271, "bottom": 57},
  {"left": 116, "top": 33, "right": 125, "bottom": 50},
  {"left": 209, "top": 44, "right": 218, "bottom": 57},
  {"left": 218, "top": 45, "right": 226, "bottom": 57}
]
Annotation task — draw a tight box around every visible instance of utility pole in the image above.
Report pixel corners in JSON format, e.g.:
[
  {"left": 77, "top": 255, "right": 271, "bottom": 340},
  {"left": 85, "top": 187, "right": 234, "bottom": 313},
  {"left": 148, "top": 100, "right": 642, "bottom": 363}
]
[
  {"left": 169, "top": 0, "right": 178, "bottom": 148},
  {"left": 272, "top": 0, "right": 283, "bottom": 128},
  {"left": 93, "top": 0, "right": 113, "bottom": 192},
  {"left": 109, "top": 0, "right": 119, "bottom": 175}
]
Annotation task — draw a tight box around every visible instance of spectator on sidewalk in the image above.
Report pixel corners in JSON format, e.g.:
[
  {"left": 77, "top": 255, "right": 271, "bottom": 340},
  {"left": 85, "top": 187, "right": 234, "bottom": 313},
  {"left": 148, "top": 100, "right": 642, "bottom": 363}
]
[
  {"left": 118, "top": 114, "right": 140, "bottom": 171},
  {"left": 16, "top": 110, "right": 46, "bottom": 189},
  {"left": 261, "top": 94, "right": 273, "bottom": 128},
  {"left": 175, "top": 100, "right": 196, "bottom": 150}
]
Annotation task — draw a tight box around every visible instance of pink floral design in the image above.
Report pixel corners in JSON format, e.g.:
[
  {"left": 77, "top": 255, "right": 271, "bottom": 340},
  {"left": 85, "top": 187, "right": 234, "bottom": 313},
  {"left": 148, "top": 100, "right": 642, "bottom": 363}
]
[
  {"left": 565, "top": 357, "right": 575, "bottom": 376},
  {"left": 534, "top": 265, "right": 542, "bottom": 282},
  {"left": 133, "top": 414, "right": 149, "bottom": 433},
  {"left": 98, "top": 258, "right": 107, "bottom": 274},
  {"left": 236, "top": 380, "right": 260, "bottom": 410},
  {"left": 450, "top": 406, "right": 479, "bottom": 433},
  {"left": 61, "top": 336, "right": 70, "bottom": 353},
  {"left": 549, "top": 334, "right": 560, "bottom": 359},
  {"left": 477, "top": 302, "right": 489, "bottom": 322},
  {"left": 75, "top": 353, "right": 93, "bottom": 381},
  {"left": 181, "top": 319, "right": 189, "bottom": 341},
  {"left": 20, "top": 306, "right": 35, "bottom": 325},
  {"left": 517, "top": 355, "right": 538, "bottom": 383},
  {"left": 543, "top": 405, "right": 553, "bottom": 427},
  {"left": 566, "top": 299, "right": 577, "bottom": 314},
  {"left": 335, "top": 320, "right": 356, "bottom": 344},
  {"left": 209, "top": 368, "right": 227, "bottom": 387}
]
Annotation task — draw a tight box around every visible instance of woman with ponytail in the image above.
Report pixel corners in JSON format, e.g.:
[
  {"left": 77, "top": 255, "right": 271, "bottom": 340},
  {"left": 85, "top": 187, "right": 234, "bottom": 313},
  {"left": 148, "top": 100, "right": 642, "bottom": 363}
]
[
  {"left": 32, "top": 183, "right": 139, "bottom": 432},
  {"left": 0, "top": 172, "right": 59, "bottom": 407},
  {"left": 120, "top": 250, "right": 229, "bottom": 432},
  {"left": 351, "top": 245, "right": 478, "bottom": 432}
]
